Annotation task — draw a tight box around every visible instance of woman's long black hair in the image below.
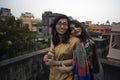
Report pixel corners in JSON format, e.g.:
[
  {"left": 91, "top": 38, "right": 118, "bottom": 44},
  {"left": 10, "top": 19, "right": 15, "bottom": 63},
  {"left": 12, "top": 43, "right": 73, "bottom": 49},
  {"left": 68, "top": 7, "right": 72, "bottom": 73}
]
[
  {"left": 50, "top": 14, "right": 71, "bottom": 46},
  {"left": 70, "top": 20, "right": 91, "bottom": 42}
]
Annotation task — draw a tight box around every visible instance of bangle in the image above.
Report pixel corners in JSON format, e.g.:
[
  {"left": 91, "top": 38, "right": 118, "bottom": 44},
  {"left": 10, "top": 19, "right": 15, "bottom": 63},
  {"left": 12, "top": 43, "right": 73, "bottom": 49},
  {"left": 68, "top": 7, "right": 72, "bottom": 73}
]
[
  {"left": 59, "top": 61, "right": 61, "bottom": 66},
  {"left": 59, "top": 61, "right": 62, "bottom": 66}
]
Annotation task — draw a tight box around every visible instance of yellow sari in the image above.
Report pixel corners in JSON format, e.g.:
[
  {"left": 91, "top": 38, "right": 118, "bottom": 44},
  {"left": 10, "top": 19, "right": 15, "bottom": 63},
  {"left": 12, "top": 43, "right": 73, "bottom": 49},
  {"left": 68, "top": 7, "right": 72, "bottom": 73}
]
[{"left": 49, "top": 37, "right": 80, "bottom": 80}]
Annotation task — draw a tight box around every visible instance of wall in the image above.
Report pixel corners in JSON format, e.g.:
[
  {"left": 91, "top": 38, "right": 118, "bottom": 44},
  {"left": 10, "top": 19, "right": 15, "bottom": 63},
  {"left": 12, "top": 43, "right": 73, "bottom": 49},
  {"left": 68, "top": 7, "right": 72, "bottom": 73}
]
[
  {"left": 0, "top": 48, "right": 120, "bottom": 80},
  {"left": 101, "top": 59, "right": 120, "bottom": 80},
  {"left": 0, "top": 49, "right": 49, "bottom": 80}
]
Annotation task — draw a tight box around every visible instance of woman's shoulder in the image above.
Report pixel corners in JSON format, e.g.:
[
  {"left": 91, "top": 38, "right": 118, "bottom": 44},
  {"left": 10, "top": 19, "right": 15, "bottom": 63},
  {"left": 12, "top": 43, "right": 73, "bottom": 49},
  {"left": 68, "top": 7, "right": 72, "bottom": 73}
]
[
  {"left": 69, "top": 36, "right": 80, "bottom": 48},
  {"left": 83, "top": 38, "right": 95, "bottom": 48},
  {"left": 85, "top": 38, "right": 95, "bottom": 44},
  {"left": 69, "top": 36, "right": 80, "bottom": 43}
]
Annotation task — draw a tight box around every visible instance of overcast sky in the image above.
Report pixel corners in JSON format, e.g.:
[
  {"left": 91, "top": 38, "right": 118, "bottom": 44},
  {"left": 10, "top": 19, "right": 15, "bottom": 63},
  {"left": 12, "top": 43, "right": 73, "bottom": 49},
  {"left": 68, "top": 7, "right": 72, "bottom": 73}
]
[{"left": 0, "top": 0, "right": 120, "bottom": 24}]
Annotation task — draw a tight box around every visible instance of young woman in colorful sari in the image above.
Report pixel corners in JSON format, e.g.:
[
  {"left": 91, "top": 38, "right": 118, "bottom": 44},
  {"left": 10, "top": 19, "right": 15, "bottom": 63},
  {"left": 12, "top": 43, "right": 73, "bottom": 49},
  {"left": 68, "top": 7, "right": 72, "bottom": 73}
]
[{"left": 69, "top": 20, "right": 103, "bottom": 80}]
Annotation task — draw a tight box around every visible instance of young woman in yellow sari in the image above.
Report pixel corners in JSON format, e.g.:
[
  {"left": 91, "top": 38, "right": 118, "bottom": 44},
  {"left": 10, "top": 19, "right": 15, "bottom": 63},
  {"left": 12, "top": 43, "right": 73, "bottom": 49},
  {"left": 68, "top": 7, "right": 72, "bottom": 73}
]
[{"left": 43, "top": 14, "right": 80, "bottom": 80}]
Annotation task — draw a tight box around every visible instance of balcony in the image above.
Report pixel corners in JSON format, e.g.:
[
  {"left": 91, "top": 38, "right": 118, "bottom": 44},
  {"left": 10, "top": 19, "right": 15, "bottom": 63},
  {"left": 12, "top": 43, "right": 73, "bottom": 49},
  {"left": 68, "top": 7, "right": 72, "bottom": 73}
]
[{"left": 0, "top": 49, "right": 120, "bottom": 80}]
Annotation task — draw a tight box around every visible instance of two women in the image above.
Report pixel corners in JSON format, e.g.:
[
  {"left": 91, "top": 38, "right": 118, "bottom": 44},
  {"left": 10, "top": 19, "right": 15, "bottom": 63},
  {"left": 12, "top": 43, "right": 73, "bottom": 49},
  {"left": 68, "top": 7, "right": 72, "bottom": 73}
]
[{"left": 44, "top": 14, "right": 103, "bottom": 80}]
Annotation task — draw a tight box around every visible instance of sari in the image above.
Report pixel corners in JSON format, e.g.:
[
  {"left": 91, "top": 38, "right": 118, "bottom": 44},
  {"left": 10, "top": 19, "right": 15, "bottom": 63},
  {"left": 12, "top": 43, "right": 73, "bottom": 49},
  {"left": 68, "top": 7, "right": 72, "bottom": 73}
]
[
  {"left": 73, "top": 39, "right": 100, "bottom": 80},
  {"left": 49, "top": 37, "right": 80, "bottom": 80}
]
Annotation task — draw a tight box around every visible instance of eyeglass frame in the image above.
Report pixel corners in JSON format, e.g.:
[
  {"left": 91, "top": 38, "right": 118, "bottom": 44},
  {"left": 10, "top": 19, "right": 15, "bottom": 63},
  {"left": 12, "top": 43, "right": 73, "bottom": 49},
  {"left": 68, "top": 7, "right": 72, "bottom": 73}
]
[{"left": 56, "top": 22, "right": 68, "bottom": 27}]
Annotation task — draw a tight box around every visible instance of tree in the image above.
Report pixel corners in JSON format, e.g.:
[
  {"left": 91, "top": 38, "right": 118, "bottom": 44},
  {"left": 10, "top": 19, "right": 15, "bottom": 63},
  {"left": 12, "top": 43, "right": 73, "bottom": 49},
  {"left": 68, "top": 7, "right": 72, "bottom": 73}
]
[
  {"left": 106, "top": 20, "right": 110, "bottom": 25},
  {"left": 0, "top": 16, "right": 37, "bottom": 60}
]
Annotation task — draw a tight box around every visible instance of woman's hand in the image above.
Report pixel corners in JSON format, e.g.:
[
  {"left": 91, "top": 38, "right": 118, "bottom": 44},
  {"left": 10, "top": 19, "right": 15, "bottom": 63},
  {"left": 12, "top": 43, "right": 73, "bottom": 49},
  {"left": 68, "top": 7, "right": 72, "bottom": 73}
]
[
  {"left": 43, "top": 52, "right": 54, "bottom": 65},
  {"left": 56, "top": 62, "right": 73, "bottom": 73}
]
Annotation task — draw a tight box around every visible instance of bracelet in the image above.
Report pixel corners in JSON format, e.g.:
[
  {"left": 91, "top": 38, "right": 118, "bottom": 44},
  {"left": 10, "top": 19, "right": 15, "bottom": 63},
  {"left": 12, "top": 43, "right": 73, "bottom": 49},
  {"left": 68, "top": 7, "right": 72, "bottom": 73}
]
[
  {"left": 59, "top": 61, "right": 63, "bottom": 66},
  {"left": 59, "top": 61, "right": 61, "bottom": 66}
]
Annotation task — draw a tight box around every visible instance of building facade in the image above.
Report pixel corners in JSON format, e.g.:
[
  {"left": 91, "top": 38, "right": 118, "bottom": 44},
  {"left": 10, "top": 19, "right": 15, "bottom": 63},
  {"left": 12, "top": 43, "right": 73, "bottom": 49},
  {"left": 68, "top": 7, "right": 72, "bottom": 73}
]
[
  {"left": 0, "top": 8, "right": 12, "bottom": 17},
  {"left": 86, "top": 21, "right": 112, "bottom": 35},
  {"left": 20, "top": 12, "right": 42, "bottom": 33},
  {"left": 107, "top": 22, "right": 120, "bottom": 60},
  {"left": 42, "top": 11, "right": 62, "bottom": 36},
  {"left": 0, "top": 8, "right": 13, "bottom": 21}
]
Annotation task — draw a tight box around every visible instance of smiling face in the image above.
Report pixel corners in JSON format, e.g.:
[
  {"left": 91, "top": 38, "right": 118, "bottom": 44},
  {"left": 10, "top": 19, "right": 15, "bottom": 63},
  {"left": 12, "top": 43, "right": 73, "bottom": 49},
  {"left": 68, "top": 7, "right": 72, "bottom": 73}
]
[
  {"left": 56, "top": 18, "right": 68, "bottom": 35},
  {"left": 70, "top": 24, "right": 82, "bottom": 36}
]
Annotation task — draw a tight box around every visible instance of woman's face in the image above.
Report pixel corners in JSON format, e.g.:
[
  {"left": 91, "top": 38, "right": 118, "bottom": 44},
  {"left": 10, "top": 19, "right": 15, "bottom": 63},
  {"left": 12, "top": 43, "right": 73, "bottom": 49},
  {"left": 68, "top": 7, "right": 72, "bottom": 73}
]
[
  {"left": 70, "top": 24, "right": 82, "bottom": 36},
  {"left": 56, "top": 19, "right": 68, "bottom": 35}
]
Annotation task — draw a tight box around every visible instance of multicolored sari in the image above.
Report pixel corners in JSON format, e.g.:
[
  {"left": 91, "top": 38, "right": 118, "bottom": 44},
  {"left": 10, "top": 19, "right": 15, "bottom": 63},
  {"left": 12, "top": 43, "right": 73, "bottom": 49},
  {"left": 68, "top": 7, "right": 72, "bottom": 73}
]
[{"left": 73, "top": 39, "right": 99, "bottom": 80}]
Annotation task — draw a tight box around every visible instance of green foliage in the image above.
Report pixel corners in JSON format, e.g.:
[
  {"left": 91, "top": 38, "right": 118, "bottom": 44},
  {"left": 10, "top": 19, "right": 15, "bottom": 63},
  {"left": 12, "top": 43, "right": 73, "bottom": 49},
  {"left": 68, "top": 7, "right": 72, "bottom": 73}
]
[
  {"left": 37, "top": 34, "right": 49, "bottom": 40},
  {"left": 0, "top": 16, "right": 46, "bottom": 60},
  {"left": 35, "top": 41, "right": 48, "bottom": 49}
]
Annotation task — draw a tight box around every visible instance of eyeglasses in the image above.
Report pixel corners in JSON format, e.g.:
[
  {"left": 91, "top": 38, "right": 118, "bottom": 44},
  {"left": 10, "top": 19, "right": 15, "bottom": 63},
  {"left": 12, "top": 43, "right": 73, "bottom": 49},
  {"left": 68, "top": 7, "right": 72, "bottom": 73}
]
[{"left": 57, "top": 22, "right": 68, "bottom": 27}]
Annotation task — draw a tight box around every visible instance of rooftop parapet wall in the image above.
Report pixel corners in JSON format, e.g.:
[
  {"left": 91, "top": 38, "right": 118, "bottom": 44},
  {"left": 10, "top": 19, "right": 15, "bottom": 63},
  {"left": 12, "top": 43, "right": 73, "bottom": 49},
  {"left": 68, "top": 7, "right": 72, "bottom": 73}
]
[
  {"left": 0, "top": 48, "right": 49, "bottom": 80},
  {"left": 0, "top": 48, "right": 120, "bottom": 80}
]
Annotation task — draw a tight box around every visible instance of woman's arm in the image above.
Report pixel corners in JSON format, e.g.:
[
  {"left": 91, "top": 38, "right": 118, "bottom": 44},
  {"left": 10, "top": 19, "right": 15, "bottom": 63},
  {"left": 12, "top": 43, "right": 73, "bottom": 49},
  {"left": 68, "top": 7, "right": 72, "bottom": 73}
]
[
  {"left": 56, "top": 62, "right": 73, "bottom": 73},
  {"left": 53, "top": 59, "right": 72, "bottom": 66},
  {"left": 43, "top": 38, "right": 74, "bottom": 73},
  {"left": 48, "top": 38, "right": 73, "bottom": 66}
]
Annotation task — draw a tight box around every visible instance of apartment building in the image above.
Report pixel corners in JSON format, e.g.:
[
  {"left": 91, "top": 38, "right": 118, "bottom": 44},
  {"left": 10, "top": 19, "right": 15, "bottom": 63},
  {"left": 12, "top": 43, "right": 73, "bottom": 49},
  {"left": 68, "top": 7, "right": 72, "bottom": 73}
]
[
  {"left": 86, "top": 21, "right": 112, "bottom": 35},
  {"left": 20, "top": 12, "right": 42, "bottom": 33}
]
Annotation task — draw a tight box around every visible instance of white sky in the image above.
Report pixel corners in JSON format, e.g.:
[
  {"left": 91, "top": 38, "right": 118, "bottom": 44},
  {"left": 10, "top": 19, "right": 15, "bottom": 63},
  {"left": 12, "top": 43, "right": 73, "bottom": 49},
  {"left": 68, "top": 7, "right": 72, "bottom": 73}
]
[{"left": 0, "top": 0, "right": 120, "bottom": 24}]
